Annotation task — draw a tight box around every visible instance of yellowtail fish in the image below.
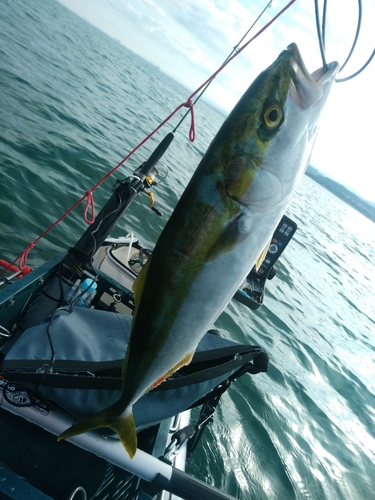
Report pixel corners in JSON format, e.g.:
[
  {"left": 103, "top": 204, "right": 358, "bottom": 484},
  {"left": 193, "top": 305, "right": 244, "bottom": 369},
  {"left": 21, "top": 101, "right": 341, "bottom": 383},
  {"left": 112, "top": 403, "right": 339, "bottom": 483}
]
[{"left": 58, "top": 44, "right": 338, "bottom": 457}]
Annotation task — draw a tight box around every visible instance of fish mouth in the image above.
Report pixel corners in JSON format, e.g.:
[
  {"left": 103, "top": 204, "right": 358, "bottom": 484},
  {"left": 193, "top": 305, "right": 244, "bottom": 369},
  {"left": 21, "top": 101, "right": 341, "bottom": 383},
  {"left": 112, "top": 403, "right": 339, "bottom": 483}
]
[{"left": 287, "top": 43, "right": 339, "bottom": 108}]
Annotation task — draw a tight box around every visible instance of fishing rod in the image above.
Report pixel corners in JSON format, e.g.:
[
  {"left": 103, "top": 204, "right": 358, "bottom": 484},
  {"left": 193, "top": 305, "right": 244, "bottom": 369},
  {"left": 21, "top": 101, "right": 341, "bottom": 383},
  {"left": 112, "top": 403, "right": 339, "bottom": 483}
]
[{"left": 314, "top": 0, "right": 374, "bottom": 82}]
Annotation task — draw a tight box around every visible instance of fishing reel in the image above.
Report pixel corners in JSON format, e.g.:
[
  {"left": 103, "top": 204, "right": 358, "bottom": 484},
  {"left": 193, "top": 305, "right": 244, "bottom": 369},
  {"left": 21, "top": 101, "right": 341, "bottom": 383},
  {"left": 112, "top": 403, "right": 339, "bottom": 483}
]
[
  {"left": 134, "top": 132, "right": 174, "bottom": 217},
  {"left": 136, "top": 162, "right": 166, "bottom": 217}
]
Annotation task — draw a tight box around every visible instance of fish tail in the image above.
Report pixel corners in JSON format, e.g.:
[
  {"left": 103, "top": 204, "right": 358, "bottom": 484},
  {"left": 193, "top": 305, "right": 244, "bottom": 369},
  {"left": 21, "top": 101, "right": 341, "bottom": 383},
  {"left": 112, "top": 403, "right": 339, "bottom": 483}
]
[
  {"left": 58, "top": 406, "right": 137, "bottom": 458},
  {"left": 111, "top": 410, "right": 137, "bottom": 458}
]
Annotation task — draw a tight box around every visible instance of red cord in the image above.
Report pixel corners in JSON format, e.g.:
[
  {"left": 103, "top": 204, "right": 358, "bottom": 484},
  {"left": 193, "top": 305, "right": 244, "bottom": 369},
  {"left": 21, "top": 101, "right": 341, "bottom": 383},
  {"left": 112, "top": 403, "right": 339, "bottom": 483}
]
[
  {"left": 185, "top": 98, "right": 196, "bottom": 142},
  {"left": 84, "top": 190, "right": 95, "bottom": 224},
  {"left": 5, "top": 0, "right": 296, "bottom": 273},
  {"left": 19, "top": 242, "right": 35, "bottom": 270},
  {"left": 0, "top": 259, "right": 32, "bottom": 278}
]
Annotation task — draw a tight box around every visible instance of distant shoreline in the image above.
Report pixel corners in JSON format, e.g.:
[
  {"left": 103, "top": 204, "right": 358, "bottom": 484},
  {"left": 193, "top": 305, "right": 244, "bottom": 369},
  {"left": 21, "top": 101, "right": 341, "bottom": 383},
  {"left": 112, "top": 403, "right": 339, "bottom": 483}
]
[{"left": 306, "top": 165, "right": 375, "bottom": 223}]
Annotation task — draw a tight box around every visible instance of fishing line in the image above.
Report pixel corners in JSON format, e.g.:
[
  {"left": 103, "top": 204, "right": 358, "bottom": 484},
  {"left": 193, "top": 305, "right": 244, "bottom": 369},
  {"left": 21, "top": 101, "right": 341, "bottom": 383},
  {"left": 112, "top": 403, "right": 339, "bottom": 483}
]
[
  {"left": 337, "top": 49, "right": 375, "bottom": 82},
  {"left": 315, "top": 0, "right": 374, "bottom": 82},
  {"left": 172, "top": 0, "right": 274, "bottom": 133},
  {"left": 321, "top": 0, "right": 328, "bottom": 49},
  {"left": 337, "top": 0, "right": 362, "bottom": 74},
  {"left": 314, "top": 0, "right": 327, "bottom": 68},
  {"left": 177, "top": 0, "right": 297, "bottom": 115},
  {"left": 335, "top": 0, "right": 374, "bottom": 84}
]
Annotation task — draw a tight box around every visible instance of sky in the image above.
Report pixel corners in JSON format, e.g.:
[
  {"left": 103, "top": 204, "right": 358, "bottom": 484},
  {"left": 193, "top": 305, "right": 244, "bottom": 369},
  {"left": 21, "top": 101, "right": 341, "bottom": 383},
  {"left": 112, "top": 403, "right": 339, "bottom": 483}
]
[{"left": 58, "top": 0, "right": 375, "bottom": 202}]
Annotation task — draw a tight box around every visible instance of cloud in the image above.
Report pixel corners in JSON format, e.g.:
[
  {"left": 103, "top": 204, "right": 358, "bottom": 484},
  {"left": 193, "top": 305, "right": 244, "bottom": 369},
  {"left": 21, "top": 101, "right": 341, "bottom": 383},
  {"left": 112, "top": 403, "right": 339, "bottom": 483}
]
[{"left": 57, "top": 0, "right": 375, "bottom": 201}]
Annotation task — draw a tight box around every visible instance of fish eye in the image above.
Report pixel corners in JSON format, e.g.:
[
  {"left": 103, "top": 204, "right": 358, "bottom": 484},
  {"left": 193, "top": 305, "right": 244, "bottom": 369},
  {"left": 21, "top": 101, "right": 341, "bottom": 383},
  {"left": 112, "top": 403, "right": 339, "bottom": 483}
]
[{"left": 263, "top": 105, "right": 282, "bottom": 129}]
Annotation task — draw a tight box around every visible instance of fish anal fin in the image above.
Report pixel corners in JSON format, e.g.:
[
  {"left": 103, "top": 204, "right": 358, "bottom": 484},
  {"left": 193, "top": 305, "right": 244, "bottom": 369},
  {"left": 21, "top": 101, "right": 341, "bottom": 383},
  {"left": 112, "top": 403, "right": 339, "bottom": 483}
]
[
  {"left": 132, "top": 256, "right": 151, "bottom": 306},
  {"left": 254, "top": 237, "right": 271, "bottom": 271},
  {"left": 58, "top": 406, "right": 138, "bottom": 459},
  {"left": 150, "top": 349, "right": 196, "bottom": 389}
]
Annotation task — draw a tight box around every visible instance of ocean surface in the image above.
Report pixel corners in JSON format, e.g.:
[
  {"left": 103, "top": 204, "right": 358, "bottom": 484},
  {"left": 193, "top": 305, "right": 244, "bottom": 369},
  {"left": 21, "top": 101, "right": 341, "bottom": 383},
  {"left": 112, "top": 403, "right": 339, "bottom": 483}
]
[{"left": 1, "top": 1, "right": 375, "bottom": 499}]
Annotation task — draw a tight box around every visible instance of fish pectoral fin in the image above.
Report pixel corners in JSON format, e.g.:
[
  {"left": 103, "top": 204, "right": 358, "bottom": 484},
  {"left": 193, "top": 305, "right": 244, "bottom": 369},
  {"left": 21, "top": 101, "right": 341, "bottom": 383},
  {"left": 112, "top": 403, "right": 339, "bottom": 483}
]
[
  {"left": 208, "top": 212, "right": 248, "bottom": 261},
  {"left": 58, "top": 407, "right": 137, "bottom": 459},
  {"left": 150, "top": 349, "right": 196, "bottom": 390},
  {"left": 254, "top": 238, "right": 271, "bottom": 271}
]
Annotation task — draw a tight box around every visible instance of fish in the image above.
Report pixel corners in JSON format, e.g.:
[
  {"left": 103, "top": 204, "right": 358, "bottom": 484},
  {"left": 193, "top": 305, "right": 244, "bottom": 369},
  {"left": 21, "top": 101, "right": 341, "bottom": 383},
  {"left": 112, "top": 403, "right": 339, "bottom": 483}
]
[{"left": 58, "top": 43, "right": 338, "bottom": 457}]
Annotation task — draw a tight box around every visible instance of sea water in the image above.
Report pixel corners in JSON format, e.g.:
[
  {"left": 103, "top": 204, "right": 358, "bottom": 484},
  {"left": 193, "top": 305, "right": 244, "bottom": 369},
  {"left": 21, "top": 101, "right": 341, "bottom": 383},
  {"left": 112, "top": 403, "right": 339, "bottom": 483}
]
[{"left": 1, "top": 1, "right": 374, "bottom": 499}]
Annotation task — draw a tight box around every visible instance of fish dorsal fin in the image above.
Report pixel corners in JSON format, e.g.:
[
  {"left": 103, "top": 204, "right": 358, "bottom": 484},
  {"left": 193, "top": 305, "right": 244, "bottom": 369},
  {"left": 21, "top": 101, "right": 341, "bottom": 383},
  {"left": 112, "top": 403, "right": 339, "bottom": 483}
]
[
  {"left": 132, "top": 256, "right": 151, "bottom": 306},
  {"left": 254, "top": 238, "right": 271, "bottom": 271}
]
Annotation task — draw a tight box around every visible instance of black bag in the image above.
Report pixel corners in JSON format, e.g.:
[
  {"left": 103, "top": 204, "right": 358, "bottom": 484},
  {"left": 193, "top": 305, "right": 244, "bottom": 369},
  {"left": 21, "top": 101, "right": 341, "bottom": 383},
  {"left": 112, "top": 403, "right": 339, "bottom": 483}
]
[{"left": 1, "top": 307, "right": 268, "bottom": 431}]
